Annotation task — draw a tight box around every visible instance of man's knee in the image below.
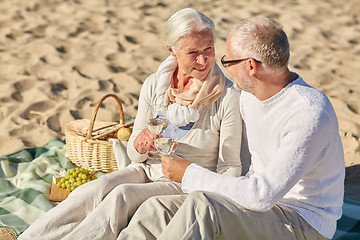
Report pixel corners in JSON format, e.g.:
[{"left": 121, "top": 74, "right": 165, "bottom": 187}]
[
  {"left": 137, "top": 194, "right": 186, "bottom": 216},
  {"left": 139, "top": 195, "right": 164, "bottom": 211},
  {"left": 181, "top": 191, "right": 223, "bottom": 217},
  {"left": 187, "top": 191, "right": 217, "bottom": 200},
  {"left": 184, "top": 191, "right": 248, "bottom": 222},
  {"left": 186, "top": 191, "right": 223, "bottom": 208}
]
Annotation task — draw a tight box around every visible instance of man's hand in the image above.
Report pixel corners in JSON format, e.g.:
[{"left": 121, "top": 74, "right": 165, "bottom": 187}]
[{"left": 160, "top": 156, "right": 191, "bottom": 183}]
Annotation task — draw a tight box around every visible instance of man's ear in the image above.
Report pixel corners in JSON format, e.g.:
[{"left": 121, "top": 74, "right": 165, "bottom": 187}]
[
  {"left": 167, "top": 46, "right": 176, "bottom": 57},
  {"left": 248, "top": 59, "right": 259, "bottom": 76}
]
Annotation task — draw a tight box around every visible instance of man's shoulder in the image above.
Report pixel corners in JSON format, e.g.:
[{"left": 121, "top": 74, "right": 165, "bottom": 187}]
[
  {"left": 292, "top": 78, "right": 333, "bottom": 112},
  {"left": 290, "top": 79, "right": 339, "bottom": 130}
]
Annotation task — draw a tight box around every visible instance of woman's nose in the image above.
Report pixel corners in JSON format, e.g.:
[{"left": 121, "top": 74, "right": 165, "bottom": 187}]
[{"left": 197, "top": 54, "right": 207, "bottom": 64}]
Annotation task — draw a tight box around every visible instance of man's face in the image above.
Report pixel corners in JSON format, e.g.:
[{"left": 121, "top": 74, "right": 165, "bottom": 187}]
[
  {"left": 225, "top": 34, "right": 254, "bottom": 92},
  {"left": 172, "top": 31, "right": 215, "bottom": 81}
]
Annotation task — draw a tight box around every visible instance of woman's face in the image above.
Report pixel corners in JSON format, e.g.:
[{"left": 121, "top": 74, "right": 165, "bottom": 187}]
[{"left": 171, "top": 31, "right": 215, "bottom": 81}]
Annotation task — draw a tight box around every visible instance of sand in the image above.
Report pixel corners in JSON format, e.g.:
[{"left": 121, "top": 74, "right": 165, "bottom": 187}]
[{"left": 0, "top": 0, "right": 359, "bottom": 201}]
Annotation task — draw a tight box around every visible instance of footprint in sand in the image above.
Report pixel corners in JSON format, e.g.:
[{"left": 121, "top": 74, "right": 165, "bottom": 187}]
[
  {"left": 50, "top": 81, "right": 68, "bottom": 96},
  {"left": 75, "top": 97, "right": 92, "bottom": 110},
  {"left": 347, "top": 103, "right": 359, "bottom": 115},
  {"left": 11, "top": 92, "right": 23, "bottom": 102},
  {"left": 13, "top": 79, "right": 37, "bottom": 92},
  {"left": 20, "top": 101, "right": 55, "bottom": 120},
  {"left": 98, "top": 80, "right": 112, "bottom": 91},
  {"left": 47, "top": 113, "right": 62, "bottom": 133},
  {"left": 11, "top": 79, "right": 38, "bottom": 102}
]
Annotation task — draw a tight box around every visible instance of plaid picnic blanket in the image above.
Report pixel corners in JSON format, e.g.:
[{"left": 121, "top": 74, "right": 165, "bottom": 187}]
[
  {"left": 0, "top": 140, "right": 76, "bottom": 238},
  {"left": 333, "top": 198, "right": 360, "bottom": 240}
]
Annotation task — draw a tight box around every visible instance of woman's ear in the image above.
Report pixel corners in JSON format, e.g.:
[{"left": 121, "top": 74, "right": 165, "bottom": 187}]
[{"left": 167, "top": 46, "right": 176, "bottom": 57}]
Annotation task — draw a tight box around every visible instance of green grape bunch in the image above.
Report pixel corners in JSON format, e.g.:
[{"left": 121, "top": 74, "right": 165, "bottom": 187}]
[{"left": 56, "top": 168, "right": 98, "bottom": 192}]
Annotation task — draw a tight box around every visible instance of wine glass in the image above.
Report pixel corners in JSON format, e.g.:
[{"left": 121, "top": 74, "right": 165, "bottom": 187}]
[
  {"left": 146, "top": 104, "right": 168, "bottom": 136},
  {"left": 155, "top": 123, "right": 178, "bottom": 156},
  {"left": 146, "top": 104, "right": 168, "bottom": 159}
]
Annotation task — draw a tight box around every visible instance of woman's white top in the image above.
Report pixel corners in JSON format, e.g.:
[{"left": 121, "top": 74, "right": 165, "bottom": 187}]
[{"left": 127, "top": 73, "right": 243, "bottom": 181}]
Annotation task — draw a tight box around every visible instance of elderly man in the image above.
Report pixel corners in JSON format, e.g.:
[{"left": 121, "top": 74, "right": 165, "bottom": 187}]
[{"left": 118, "top": 17, "right": 345, "bottom": 240}]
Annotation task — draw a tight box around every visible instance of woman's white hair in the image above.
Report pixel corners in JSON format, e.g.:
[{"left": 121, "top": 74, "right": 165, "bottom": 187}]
[
  {"left": 230, "top": 17, "right": 290, "bottom": 69},
  {"left": 165, "top": 8, "right": 215, "bottom": 51}
]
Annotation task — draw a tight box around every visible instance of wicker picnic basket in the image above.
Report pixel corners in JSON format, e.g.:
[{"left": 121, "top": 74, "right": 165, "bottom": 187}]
[{"left": 65, "top": 94, "right": 134, "bottom": 173}]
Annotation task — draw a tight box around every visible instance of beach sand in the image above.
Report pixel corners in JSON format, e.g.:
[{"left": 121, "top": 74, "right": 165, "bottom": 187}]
[{"left": 0, "top": 0, "right": 359, "bottom": 202}]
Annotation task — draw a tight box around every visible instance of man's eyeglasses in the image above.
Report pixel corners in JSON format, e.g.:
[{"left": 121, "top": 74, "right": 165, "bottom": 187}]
[{"left": 221, "top": 55, "right": 261, "bottom": 68}]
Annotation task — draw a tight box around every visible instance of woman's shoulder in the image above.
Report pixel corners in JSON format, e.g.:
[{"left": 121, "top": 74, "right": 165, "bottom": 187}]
[
  {"left": 143, "top": 72, "right": 157, "bottom": 85},
  {"left": 220, "top": 78, "right": 241, "bottom": 100},
  {"left": 212, "top": 78, "right": 240, "bottom": 112},
  {"left": 140, "top": 73, "right": 158, "bottom": 92}
]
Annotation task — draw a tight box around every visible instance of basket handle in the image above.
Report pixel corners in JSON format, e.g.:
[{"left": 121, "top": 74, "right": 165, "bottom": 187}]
[{"left": 85, "top": 94, "right": 124, "bottom": 141}]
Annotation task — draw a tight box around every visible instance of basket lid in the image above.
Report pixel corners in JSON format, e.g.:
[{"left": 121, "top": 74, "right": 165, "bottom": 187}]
[{"left": 65, "top": 119, "right": 116, "bottom": 136}]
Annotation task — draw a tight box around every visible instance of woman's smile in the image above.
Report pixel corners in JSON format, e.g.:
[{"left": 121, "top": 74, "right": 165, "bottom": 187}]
[{"left": 194, "top": 65, "right": 207, "bottom": 71}]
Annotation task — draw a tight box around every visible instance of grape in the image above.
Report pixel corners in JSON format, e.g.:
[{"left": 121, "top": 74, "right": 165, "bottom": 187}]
[{"left": 56, "top": 168, "right": 98, "bottom": 192}]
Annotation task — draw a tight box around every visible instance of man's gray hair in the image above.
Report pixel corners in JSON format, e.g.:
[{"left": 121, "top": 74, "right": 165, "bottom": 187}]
[
  {"left": 230, "top": 17, "right": 290, "bottom": 69},
  {"left": 165, "top": 8, "right": 215, "bottom": 51}
]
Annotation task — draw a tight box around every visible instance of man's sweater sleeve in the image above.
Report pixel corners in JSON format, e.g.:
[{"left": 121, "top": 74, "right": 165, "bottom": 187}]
[{"left": 182, "top": 108, "right": 336, "bottom": 212}]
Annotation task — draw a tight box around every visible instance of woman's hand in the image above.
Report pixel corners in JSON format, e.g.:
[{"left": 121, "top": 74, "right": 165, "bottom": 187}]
[
  {"left": 161, "top": 156, "right": 191, "bottom": 183},
  {"left": 133, "top": 129, "right": 157, "bottom": 154}
]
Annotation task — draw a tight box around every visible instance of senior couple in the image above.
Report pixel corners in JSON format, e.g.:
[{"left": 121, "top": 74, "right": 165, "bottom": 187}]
[{"left": 20, "top": 8, "right": 344, "bottom": 240}]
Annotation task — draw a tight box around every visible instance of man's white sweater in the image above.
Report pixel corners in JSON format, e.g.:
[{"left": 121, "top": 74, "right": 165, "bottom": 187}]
[{"left": 182, "top": 76, "right": 345, "bottom": 239}]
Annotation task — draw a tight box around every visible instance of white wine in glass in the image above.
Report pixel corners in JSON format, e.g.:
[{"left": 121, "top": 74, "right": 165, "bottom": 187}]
[
  {"left": 155, "top": 137, "right": 178, "bottom": 156},
  {"left": 155, "top": 124, "right": 178, "bottom": 156},
  {"left": 146, "top": 104, "right": 168, "bottom": 135},
  {"left": 147, "top": 118, "right": 168, "bottom": 135}
]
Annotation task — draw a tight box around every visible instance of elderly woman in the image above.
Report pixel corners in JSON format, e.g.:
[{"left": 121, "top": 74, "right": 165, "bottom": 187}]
[{"left": 19, "top": 8, "right": 242, "bottom": 240}]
